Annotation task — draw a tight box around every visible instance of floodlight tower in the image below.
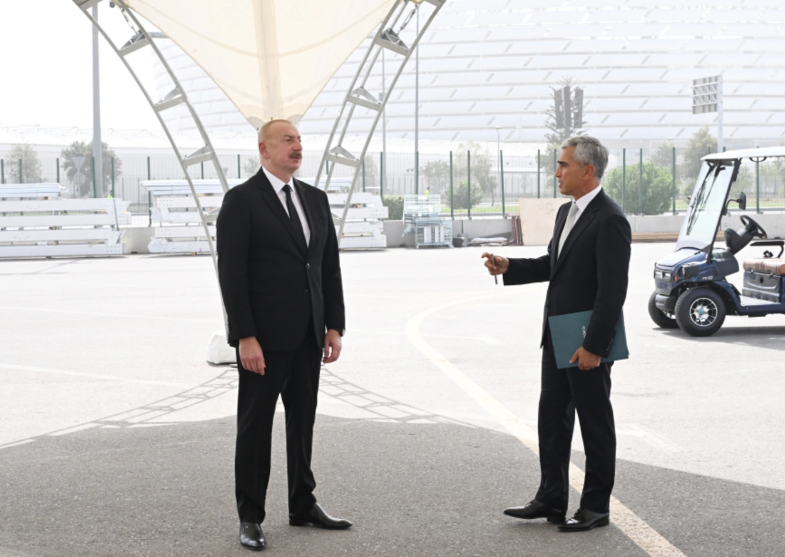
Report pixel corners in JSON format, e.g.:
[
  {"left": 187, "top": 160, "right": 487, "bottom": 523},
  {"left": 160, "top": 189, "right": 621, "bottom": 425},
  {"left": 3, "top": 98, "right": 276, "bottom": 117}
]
[{"left": 692, "top": 75, "right": 724, "bottom": 152}]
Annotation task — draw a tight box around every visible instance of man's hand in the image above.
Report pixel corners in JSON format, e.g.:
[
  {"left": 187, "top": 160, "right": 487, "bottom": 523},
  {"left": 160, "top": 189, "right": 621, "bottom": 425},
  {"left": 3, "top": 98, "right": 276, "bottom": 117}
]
[
  {"left": 481, "top": 252, "right": 509, "bottom": 275},
  {"left": 323, "top": 329, "right": 342, "bottom": 364},
  {"left": 570, "top": 346, "right": 601, "bottom": 370},
  {"left": 239, "top": 337, "right": 265, "bottom": 375}
]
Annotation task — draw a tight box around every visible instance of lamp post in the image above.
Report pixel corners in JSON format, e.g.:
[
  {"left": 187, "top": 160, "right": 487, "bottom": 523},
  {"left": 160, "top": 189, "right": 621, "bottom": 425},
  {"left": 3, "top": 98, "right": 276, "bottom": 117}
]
[{"left": 495, "top": 126, "right": 502, "bottom": 214}]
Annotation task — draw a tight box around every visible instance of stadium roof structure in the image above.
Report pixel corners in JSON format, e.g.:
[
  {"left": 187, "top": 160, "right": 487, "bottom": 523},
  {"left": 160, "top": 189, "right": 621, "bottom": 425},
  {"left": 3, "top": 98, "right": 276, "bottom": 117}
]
[
  {"left": 152, "top": 0, "right": 785, "bottom": 147},
  {"left": 125, "top": 0, "right": 396, "bottom": 127}
]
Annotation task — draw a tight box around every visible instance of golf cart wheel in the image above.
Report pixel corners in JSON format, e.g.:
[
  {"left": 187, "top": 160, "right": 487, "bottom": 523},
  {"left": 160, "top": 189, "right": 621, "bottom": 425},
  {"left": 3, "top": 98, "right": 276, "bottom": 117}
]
[
  {"left": 648, "top": 292, "right": 678, "bottom": 329},
  {"left": 674, "top": 287, "right": 726, "bottom": 337}
]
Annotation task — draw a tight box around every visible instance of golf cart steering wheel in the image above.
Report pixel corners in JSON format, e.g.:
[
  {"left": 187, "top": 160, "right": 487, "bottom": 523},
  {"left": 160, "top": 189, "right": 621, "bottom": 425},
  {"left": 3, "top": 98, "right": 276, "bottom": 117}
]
[{"left": 740, "top": 215, "right": 767, "bottom": 239}]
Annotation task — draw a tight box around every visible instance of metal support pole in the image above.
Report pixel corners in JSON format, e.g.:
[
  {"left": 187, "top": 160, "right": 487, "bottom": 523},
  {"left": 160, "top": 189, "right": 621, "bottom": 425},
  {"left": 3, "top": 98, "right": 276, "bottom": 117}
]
[
  {"left": 200, "top": 161, "right": 204, "bottom": 179},
  {"left": 148, "top": 191, "right": 152, "bottom": 226},
  {"left": 717, "top": 75, "right": 724, "bottom": 153},
  {"left": 147, "top": 156, "right": 151, "bottom": 181},
  {"left": 380, "top": 152, "right": 384, "bottom": 200},
  {"left": 56, "top": 158, "right": 60, "bottom": 184},
  {"left": 552, "top": 149, "right": 557, "bottom": 197},
  {"left": 415, "top": 151, "right": 419, "bottom": 195},
  {"left": 756, "top": 159, "right": 761, "bottom": 214},
  {"left": 500, "top": 150, "right": 506, "bottom": 217},
  {"left": 467, "top": 150, "right": 472, "bottom": 220},
  {"left": 237, "top": 154, "right": 241, "bottom": 179},
  {"left": 362, "top": 158, "right": 366, "bottom": 192},
  {"left": 639, "top": 148, "right": 643, "bottom": 215},
  {"left": 91, "top": 156, "right": 97, "bottom": 198},
  {"left": 672, "top": 146, "right": 676, "bottom": 215},
  {"left": 1, "top": 159, "right": 4, "bottom": 184},
  {"left": 537, "top": 149, "right": 540, "bottom": 198},
  {"left": 19, "top": 159, "right": 23, "bottom": 185},
  {"left": 449, "top": 150, "right": 454, "bottom": 220},
  {"left": 622, "top": 148, "right": 626, "bottom": 214},
  {"left": 111, "top": 157, "right": 115, "bottom": 197},
  {"left": 92, "top": 5, "right": 103, "bottom": 198}
]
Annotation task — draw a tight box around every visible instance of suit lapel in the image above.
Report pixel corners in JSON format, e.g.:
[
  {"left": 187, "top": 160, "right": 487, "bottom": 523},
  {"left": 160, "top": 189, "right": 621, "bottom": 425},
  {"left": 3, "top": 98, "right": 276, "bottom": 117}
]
[
  {"left": 293, "top": 178, "right": 316, "bottom": 255},
  {"left": 552, "top": 191, "right": 605, "bottom": 277},
  {"left": 255, "top": 170, "right": 307, "bottom": 255},
  {"left": 551, "top": 203, "right": 570, "bottom": 275}
]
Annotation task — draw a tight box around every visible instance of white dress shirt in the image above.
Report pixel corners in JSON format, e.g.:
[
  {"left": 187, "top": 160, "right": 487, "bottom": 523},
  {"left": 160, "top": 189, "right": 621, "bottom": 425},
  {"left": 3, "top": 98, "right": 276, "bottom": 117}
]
[
  {"left": 262, "top": 166, "right": 311, "bottom": 246},
  {"left": 572, "top": 185, "right": 603, "bottom": 224}
]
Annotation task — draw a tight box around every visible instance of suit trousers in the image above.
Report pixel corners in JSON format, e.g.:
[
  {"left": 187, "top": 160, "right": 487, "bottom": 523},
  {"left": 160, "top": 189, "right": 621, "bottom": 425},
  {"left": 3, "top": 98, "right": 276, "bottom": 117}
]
[
  {"left": 235, "top": 333, "right": 321, "bottom": 523},
  {"left": 534, "top": 335, "right": 616, "bottom": 514}
]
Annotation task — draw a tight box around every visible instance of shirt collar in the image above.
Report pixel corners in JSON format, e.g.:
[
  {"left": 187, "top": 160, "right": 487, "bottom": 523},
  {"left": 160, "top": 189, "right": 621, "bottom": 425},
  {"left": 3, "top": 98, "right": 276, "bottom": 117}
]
[
  {"left": 574, "top": 185, "right": 602, "bottom": 214},
  {"left": 261, "top": 165, "right": 291, "bottom": 194}
]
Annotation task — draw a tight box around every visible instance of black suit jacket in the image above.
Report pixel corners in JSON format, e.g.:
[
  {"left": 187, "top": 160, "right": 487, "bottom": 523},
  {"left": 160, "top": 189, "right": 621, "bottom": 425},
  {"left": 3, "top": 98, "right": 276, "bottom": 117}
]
[
  {"left": 503, "top": 189, "right": 631, "bottom": 357},
  {"left": 216, "top": 168, "right": 345, "bottom": 351}
]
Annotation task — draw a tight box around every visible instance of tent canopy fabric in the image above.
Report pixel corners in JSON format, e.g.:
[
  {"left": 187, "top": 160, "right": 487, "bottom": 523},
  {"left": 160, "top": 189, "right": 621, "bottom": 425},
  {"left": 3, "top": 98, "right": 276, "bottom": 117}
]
[{"left": 126, "top": 0, "right": 396, "bottom": 128}]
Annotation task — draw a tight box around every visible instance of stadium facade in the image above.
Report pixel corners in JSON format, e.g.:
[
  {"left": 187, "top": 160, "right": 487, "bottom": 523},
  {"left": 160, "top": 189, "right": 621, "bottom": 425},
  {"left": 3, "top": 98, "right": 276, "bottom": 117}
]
[{"left": 153, "top": 1, "right": 785, "bottom": 149}]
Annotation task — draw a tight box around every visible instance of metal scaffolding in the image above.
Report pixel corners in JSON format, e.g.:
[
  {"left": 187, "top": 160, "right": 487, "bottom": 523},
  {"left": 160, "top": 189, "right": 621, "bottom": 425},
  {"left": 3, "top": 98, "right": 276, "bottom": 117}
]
[{"left": 313, "top": 0, "right": 446, "bottom": 243}]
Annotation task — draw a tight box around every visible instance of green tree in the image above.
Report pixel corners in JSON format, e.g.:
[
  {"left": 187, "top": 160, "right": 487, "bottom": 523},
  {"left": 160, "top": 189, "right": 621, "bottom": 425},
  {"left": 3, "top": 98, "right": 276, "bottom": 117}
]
[
  {"left": 453, "top": 142, "right": 497, "bottom": 207},
  {"left": 382, "top": 195, "right": 404, "bottom": 220},
  {"left": 243, "top": 157, "right": 260, "bottom": 177},
  {"left": 603, "top": 160, "right": 674, "bottom": 215},
  {"left": 420, "top": 159, "right": 450, "bottom": 195},
  {"left": 60, "top": 140, "right": 122, "bottom": 197},
  {"left": 681, "top": 128, "right": 717, "bottom": 184},
  {"left": 4, "top": 144, "right": 42, "bottom": 183},
  {"left": 544, "top": 76, "right": 587, "bottom": 145},
  {"left": 652, "top": 142, "right": 676, "bottom": 169}
]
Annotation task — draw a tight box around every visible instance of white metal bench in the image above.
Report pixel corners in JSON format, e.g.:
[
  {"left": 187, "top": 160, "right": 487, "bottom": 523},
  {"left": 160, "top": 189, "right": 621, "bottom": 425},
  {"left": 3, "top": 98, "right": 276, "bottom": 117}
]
[
  {"left": 0, "top": 197, "right": 130, "bottom": 258},
  {"left": 0, "top": 183, "right": 66, "bottom": 199},
  {"left": 328, "top": 192, "right": 388, "bottom": 250}
]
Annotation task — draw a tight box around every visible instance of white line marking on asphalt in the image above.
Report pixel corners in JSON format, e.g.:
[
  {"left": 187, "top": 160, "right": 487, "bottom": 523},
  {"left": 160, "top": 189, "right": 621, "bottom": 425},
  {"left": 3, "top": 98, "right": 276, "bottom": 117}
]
[
  {"left": 0, "top": 363, "right": 191, "bottom": 388},
  {"left": 405, "top": 295, "right": 688, "bottom": 557},
  {"left": 0, "top": 306, "right": 220, "bottom": 324}
]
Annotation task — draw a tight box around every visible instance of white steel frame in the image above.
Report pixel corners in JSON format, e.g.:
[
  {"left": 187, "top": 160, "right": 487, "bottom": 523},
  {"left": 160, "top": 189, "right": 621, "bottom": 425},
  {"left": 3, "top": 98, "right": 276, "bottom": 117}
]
[
  {"left": 314, "top": 0, "right": 446, "bottom": 242},
  {"left": 73, "top": 0, "right": 229, "bottom": 273}
]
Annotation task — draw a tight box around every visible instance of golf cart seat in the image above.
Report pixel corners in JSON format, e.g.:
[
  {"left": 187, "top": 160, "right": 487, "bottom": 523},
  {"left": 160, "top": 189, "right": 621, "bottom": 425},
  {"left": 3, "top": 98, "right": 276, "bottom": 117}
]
[
  {"left": 724, "top": 226, "right": 755, "bottom": 254},
  {"left": 743, "top": 258, "right": 785, "bottom": 275}
]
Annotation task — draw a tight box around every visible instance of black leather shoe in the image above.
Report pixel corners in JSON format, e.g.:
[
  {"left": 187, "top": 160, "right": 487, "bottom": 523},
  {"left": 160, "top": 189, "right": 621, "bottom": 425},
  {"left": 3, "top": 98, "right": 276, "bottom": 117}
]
[
  {"left": 504, "top": 500, "right": 566, "bottom": 524},
  {"left": 558, "top": 508, "right": 610, "bottom": 532},
  {"left": 289, "top": 503, "right": 352, "bottom": 529},
  {"left": 239, "top": 522, "right": 266, "bottom": 551}
]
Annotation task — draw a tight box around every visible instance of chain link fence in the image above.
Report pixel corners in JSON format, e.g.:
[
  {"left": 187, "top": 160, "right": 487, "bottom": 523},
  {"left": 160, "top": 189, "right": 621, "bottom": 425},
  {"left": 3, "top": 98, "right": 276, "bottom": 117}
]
[{"left": 1, "top": 148, "right": 783, "bottom": 218}]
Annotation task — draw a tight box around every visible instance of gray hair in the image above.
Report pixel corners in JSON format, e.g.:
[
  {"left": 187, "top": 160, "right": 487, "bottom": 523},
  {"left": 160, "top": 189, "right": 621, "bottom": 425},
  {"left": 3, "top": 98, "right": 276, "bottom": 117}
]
[{"left": 560, "top": 135, "right": 609, "bottom": 181}]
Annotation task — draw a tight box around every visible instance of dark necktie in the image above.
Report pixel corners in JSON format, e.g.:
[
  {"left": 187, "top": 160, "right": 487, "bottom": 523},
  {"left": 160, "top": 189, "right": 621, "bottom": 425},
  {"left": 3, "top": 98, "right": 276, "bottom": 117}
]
[{"left": 283, "top": 184, "right": 307, "bottom": 250}]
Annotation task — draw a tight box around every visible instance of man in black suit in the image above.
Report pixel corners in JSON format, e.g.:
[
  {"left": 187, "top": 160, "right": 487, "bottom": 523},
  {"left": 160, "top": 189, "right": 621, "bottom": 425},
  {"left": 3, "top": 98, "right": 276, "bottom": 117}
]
[
  {"left": 217, "top": 119, "right": 351, "bottom": 551},
  {"left": 483, "top": 136, "right": 631, "bottom": 532}
]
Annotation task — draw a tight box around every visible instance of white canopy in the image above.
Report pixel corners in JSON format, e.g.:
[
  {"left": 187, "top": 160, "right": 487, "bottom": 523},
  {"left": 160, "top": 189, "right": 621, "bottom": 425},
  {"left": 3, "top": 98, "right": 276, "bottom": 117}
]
[{"left": 125, "top": 0, "right": 396, "bottom": 128}]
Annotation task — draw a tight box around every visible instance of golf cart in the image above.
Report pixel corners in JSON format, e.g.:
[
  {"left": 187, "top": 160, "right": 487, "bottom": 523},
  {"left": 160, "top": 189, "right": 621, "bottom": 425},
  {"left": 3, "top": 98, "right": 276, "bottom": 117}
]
[{"left": 649, "top": 147, "right": 785, "bottom": 337}]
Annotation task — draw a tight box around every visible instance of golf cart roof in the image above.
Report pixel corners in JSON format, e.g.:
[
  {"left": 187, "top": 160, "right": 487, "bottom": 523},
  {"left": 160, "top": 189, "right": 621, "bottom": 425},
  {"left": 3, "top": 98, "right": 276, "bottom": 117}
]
[{"left": 703, "top": 146, "right": 785, "bottom": 162}]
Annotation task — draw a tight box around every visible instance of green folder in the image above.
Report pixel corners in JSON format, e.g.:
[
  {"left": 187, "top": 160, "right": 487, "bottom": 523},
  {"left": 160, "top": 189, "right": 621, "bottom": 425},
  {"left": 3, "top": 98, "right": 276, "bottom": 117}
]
[{"left": 547, "top": 310, "right": 628, "bottom": 369}]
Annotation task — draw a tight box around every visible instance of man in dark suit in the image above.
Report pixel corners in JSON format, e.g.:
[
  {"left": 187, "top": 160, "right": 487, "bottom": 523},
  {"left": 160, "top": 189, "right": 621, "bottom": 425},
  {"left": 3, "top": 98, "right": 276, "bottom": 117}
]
[
  {"left": 217, "top": 119, "right": 351, "bottom": 551},
  {"left": 483, "top": 136, "right": 631, "bottom": 532}
]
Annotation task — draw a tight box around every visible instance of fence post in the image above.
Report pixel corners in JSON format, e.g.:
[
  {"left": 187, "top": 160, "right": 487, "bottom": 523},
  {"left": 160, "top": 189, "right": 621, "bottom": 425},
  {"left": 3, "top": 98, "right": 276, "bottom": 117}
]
[
  {"left": 380, "top": 152, "right": 384, "bottom": 200},
  {"left": 91, "top": 156, "right": 97, "bottom": 198},
  {"left": 449, "top": 150, "right": 454, "bottom": 220},
  {"left": 672, "top": 146, "right": 676, "bottom": 215},
  {"left": 467, "top": 150, "right": 472, "bottom": 220},
  {"left": 1, "top": 159, "right": 4, "bottom": 184},
  {"left": 111, "top": 157, "right": 115, "bottom": 198},
  {"left": 19, "top": 158, "right": 23, "bottom": 184},
  {"left": 415, "top": 150, "right": 419, "bottom": 195},
  {"left": 148, "top": 191, "right": 152, "bottom": 227},
  {"left": 362, "top": 158, "right": 366, "bottom": 192},
  {"left": 537, "top": 149, "right": 541, "bottom": 198},
  {"left": 552, "top": 149, "right": 557, "bottom": 197},
  {"left": 638, "top": 148, "right": 643, "bottom": 215},
  {"left": 200, "top": 161, "right": 204, "bottom": 180},
  {"left": 237, "top": 154, "right": 241, "bottom": 179},
  {"left": 147, "top": 156, "right": 151, "bottom": 181},
  {"left": 622, "top": 148, "right": 626, "bottom": 214},
  {"left": 756, "top": 158, "right": 761, "bottom": 214},
  {"left": 500, "top": 150, "right": 506, "bottom": 217},
  {"left": 56, "top": 158, "right": 60, "bottom": 184}
]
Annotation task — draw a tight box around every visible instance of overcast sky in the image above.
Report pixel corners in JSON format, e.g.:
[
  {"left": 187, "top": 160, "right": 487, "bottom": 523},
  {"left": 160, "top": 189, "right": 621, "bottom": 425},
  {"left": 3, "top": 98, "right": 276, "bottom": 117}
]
[{"left": 0, "top": 1, "right": 161, "bottom": 131}]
